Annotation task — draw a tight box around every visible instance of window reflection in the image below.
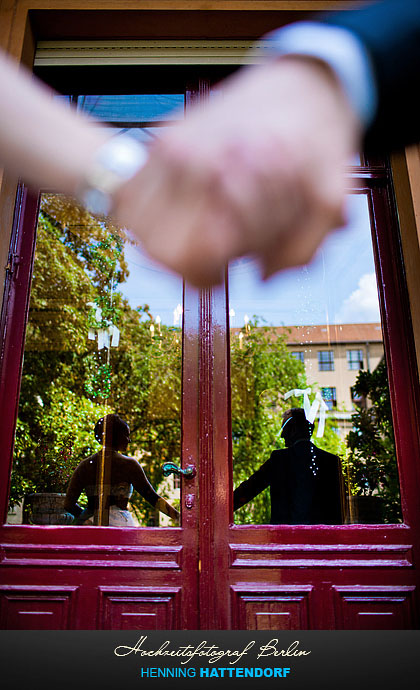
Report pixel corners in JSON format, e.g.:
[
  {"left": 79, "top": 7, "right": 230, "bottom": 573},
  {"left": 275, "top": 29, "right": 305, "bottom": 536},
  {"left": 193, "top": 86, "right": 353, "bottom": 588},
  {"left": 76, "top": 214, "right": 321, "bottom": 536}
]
[
  {"left": 321, "top": 387, "right": 337, "bottom": 410},
  {"left": 7, "top": 194, "right": 182, "bottom": 527},
  {"left": 347, "top": 349, "right": 364, "bottom": 370},
  {"left": 230, "top": 193, "right": 402, "bottom": 525},
  {"left": 64, "top": 414, "right": 179, "bottom": 526},
  {"left": 318, "top": 350, "right": 334, "bottom": 371},
  {"left": 233, "top": 408, "right": 345, "bottom": 524}
]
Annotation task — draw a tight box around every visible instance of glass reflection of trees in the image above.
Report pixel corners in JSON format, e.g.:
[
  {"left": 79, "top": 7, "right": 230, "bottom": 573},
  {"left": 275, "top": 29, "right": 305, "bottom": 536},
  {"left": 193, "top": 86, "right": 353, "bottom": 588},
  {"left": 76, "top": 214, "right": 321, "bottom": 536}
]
[
  {"left": 9, "top": 194, "right": 181, "bottom": 526},
  {"left": 231, "top": 319, "right": 401, "bottom": 525}
]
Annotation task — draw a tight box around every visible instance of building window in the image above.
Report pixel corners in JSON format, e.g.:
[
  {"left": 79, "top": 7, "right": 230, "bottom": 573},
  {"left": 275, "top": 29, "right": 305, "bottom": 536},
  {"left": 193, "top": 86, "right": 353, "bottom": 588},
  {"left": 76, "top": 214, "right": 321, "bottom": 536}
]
[
  {"left": 318, "top": 350, "right": 334, "bottom": 371},
  {"left": 291, "top": 351, "right": 304, "bottom": 363},
  {"left": 347, "top": 349, "right": 364, "bottom": 370},
  {"left": 321, "top": 387, "right": 337, "bottom": 410}
]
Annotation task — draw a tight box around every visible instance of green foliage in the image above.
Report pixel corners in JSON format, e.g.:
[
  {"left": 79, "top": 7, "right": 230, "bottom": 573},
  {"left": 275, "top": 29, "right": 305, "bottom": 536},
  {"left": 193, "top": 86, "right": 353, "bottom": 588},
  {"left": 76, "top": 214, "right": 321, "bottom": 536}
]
[
  {"left": 346, "top": 359, "right": 401, "bottom": 522},
  {"left": 313, "top": 417, "right": 347, "bottom": 458},
  {"left": 9, "top": 196, "right": 180, "bottom": 523},
  {"left": 231, "top": 321, "right": 306, "bottom": 524},
  {"left": 11, "top": 390, "right": 107, "bottom": 502}
]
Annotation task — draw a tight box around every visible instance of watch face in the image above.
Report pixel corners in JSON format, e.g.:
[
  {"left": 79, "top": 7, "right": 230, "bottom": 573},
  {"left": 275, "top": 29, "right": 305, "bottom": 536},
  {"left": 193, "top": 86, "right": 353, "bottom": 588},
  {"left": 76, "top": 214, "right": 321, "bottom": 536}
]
[{"left": 79, "top": 135, "right": 148, "bottom": 217}]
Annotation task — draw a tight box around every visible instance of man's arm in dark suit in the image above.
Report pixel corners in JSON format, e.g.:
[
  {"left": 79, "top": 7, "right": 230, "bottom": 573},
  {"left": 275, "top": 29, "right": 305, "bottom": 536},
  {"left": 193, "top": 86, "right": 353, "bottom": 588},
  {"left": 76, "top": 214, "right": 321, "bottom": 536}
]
[
  {"left": 233, "top": 455, "right": 274, "bottom": 511},
  {"left": 323, "top": 0, "right": 420, "bottom": 150}
]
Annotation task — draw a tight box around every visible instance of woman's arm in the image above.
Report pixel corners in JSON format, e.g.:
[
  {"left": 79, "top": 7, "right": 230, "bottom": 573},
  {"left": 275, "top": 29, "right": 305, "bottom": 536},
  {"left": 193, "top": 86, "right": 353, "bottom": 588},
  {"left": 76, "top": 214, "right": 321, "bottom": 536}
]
[
  {"left": 0, "top": 50, "right": 110, "bottom": 194},
  {"left": 154, "top": 496, "right": 180, "bottom": 522},
  {"left": 64, "top": 464, "right": 86, "bottom": 517},
  {"left": 130, "top": 460, "right": 179, "bottom": 522}
]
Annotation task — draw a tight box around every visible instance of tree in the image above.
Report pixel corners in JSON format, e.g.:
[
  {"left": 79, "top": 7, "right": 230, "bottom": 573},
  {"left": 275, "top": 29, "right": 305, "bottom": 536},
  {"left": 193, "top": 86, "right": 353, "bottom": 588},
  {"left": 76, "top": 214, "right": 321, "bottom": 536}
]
[
  {"left": 11, "top": 197, "right": 112, "bottom": 505},
  {"left": 345, "top": 358, "right": 401, "bottom": 523}
]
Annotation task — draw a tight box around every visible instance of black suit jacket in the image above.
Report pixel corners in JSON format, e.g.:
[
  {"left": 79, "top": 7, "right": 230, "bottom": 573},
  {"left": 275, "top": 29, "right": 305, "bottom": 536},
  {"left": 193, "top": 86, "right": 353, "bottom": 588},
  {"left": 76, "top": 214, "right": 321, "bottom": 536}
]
[
  {"left": 323, "top": 0, "right": 420, "bottom": 150},
  {"left": 233, "top": 440, "right": 345, "bottom": 524}
]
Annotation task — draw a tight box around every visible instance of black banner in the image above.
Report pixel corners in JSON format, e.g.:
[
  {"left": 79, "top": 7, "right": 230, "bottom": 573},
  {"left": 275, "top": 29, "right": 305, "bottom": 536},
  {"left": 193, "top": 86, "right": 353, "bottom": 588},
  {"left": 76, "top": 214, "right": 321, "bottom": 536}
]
[{"left": 0, "top": 631, "right": 419, "bottom": 689}]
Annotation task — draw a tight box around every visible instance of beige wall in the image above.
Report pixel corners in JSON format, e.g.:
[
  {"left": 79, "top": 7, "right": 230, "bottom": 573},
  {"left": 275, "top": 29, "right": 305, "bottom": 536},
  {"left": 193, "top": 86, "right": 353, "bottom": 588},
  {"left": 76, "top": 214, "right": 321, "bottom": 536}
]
[{"left": 288, "top": 340, "right": 384, "bottom": 412}]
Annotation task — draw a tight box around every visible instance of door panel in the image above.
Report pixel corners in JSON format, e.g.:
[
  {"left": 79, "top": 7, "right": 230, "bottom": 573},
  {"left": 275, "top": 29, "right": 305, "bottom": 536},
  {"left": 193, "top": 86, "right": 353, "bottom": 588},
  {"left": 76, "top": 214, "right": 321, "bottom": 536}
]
[
  {"left": 332, "top": 585, "right": 418, "bottom": 630},
  {"left": 0, "top": 79, "right": 206, "bottom": 629},
  {"left": 0, "top": 585, "right": 79, "bottom": 630},
  {"left": 231, "top": 586, "right": 313, "bottom": 630},
  {"left": 98, "top": 586, "right": 182, "bottom": 630}
]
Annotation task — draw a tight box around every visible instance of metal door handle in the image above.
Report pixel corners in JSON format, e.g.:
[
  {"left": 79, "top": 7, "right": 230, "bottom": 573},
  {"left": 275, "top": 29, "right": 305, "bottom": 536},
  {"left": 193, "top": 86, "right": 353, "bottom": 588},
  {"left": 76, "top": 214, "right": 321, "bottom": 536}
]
[{"left": 162, "top": 462, "right": 196, "bottom": 478}]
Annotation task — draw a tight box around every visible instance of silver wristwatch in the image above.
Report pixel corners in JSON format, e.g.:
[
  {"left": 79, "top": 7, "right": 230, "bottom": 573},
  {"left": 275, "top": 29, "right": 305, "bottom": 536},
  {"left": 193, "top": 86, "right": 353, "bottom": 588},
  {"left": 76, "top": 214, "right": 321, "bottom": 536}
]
[{"left": 77, "top": 133, "right": 148, "bottom": 217}]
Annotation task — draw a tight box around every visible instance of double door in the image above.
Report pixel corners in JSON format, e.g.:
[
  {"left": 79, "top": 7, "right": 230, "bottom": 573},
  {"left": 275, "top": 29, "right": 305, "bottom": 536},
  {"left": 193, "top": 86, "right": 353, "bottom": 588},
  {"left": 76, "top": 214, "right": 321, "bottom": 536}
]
[{"left": 1, "top": 74, "right": 420, "bottom": 629}]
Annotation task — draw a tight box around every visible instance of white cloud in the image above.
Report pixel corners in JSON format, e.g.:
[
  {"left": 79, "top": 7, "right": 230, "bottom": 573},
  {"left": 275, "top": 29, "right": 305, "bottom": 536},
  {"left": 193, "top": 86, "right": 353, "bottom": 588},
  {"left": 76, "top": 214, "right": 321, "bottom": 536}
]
[{"left": 335, "top": 273, "right": 380, "bottom": 323}]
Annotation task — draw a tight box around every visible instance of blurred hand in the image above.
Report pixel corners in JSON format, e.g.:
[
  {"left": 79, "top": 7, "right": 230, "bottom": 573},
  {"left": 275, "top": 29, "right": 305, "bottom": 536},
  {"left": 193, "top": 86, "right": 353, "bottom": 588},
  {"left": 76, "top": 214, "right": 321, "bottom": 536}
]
[{"left": 113, "top": 57, "right": 361, "bottom": 287}]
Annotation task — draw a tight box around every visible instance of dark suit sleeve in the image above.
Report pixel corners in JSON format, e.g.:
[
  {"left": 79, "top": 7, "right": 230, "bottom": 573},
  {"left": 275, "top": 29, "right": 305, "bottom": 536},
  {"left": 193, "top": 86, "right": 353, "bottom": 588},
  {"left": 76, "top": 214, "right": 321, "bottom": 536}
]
[
  {"left": 233, "top": 455, "right": 274, "bottom": 511},
  {"left": 322, "top": 0, "right": 420, "bottom": 150}
]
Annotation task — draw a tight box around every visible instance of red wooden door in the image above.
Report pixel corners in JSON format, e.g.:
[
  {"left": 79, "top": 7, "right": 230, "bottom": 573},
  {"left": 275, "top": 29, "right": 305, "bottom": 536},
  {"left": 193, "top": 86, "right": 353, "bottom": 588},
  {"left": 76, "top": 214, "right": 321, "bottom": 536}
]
[
  {"left": 0, "top": 77, "right": 219, "bottom": 630},
  {"left": 0, "top": 182, "right": 202, "bottom": 630},
  {"left": 204, "top": 154, "right": 420, "bottom": 630}
]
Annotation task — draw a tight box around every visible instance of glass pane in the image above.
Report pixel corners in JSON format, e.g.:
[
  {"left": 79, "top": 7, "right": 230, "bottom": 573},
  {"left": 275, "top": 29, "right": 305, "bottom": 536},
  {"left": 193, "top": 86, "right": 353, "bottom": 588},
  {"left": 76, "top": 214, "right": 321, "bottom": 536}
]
[
  {"left": 114, "top": 127, "right": 173, "bottom": 146},
  {"left": 7, "top": 194, "right": 182, "bottom": 527},
  {"left": 53, "top": 95, "right": 73, "bottom": 107},
  {"left": 230, "top": 193, "right": 402, "bottom": 525},
  {"left": 77, "top": 94, "right": 184, "bottom": 122}
]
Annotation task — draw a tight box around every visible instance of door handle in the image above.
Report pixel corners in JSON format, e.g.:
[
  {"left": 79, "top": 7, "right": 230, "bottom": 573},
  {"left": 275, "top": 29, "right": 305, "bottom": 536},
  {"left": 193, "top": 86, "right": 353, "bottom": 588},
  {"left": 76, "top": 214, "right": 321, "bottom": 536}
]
[{"left": 162, "top": 462, "right": 196, "bottom": 478}]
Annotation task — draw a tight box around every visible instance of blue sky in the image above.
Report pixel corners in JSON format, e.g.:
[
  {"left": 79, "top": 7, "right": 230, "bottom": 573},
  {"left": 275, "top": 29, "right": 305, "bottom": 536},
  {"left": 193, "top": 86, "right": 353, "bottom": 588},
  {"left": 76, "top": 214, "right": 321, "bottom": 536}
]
[
  {"left": 119, "top": 192, "right": 380, "bottom": 329},
  {"left": 229, "top": 192, "right": 379, "bottom": 328},
  {"left": 120, "top": 242, "right": 184, "bottom": 325}
]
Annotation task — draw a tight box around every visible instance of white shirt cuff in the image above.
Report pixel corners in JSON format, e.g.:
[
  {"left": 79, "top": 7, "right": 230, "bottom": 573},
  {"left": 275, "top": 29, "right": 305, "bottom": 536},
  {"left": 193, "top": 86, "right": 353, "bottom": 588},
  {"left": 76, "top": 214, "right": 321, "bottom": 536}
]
[{"left": 258, "top": 21, "right": 378, "bottom": 129}]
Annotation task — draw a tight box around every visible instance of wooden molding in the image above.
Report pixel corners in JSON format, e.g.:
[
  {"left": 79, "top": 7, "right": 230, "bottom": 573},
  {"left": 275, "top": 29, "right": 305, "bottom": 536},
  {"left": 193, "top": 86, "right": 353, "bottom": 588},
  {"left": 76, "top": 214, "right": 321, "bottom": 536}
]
[
  {"left": 35, "top": 39, "right": 269, "bottom": 66},
  {"left": 391, "top": 149, "right": 420, "bottom": 381}
]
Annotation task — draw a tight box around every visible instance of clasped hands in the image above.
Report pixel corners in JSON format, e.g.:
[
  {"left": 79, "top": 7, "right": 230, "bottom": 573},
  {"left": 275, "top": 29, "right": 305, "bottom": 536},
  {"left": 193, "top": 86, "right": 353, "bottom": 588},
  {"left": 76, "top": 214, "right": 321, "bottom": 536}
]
[{"left": 112, "top": 58, "right": 360, "bottom": 287}]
